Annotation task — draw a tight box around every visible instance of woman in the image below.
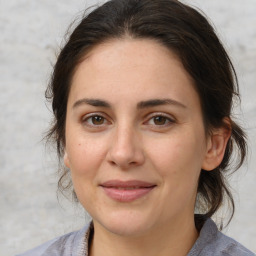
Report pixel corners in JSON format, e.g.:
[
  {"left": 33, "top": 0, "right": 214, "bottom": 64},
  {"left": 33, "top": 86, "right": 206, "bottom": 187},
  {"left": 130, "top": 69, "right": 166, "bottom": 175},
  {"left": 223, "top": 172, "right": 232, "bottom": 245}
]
[{"left": 18, "top": 0, "right": 254, "bottom": 255}]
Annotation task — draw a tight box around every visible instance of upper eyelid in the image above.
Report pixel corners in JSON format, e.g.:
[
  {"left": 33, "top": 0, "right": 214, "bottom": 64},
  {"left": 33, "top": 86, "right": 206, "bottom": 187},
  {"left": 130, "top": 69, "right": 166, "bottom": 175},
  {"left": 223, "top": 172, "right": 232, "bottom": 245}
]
[
  {"left": 145, "top": 112, "right": 176, "bottom": 121},
  {"left": 82, "top": 112, "right": 109, "bottom": 120}
]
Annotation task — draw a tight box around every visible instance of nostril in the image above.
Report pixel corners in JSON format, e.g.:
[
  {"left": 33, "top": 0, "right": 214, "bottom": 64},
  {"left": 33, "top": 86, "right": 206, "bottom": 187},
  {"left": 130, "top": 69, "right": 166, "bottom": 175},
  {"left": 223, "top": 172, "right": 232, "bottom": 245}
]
[
  {"left": 110, "top": 161, "right": 116, "bottom": 166},
  {"left": 106, "top": 139, "right": 145, "bottom": 168},
  {"left": 108, "top": 159, "right": 139, "bottom": 169}
]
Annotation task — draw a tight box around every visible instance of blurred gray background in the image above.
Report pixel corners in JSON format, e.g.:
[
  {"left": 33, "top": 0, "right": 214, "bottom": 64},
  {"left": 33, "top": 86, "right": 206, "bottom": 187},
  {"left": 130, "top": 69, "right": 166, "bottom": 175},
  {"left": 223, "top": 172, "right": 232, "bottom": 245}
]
[{"left": 1, "top": 0, "right": 255, "bottom": 255}]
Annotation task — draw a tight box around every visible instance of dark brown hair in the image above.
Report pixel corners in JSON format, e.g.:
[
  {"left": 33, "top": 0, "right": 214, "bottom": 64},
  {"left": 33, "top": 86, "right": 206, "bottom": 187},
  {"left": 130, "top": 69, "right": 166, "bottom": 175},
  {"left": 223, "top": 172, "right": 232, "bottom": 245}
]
[{"left": 46, "top": 0, "right": 247, "bottom": 226}]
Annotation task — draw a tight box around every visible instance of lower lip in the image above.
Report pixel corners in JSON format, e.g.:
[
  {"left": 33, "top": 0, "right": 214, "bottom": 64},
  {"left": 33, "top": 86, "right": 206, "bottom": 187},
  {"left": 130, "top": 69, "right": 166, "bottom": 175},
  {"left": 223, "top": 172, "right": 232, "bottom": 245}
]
[{"left": 101, "top": 187, "right": 155, "bottom": 202}]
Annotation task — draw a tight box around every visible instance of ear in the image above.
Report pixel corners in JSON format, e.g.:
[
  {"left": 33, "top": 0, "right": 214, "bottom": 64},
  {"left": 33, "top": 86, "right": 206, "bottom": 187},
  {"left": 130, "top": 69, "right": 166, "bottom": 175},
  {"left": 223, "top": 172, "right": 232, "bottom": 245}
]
[
  {"left": 64, "top": 151, "right": 70, "bottom": 168},
  {"left": 202, "top": 119, "right": 231, "bottom": 171}
]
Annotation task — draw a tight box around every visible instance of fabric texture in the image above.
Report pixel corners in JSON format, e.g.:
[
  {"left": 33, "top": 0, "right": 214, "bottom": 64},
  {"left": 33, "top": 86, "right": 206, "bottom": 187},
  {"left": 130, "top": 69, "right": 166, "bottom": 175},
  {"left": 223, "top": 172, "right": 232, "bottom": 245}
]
[{"left": 17, "top": 219, "right": 255, "bottom": 256}]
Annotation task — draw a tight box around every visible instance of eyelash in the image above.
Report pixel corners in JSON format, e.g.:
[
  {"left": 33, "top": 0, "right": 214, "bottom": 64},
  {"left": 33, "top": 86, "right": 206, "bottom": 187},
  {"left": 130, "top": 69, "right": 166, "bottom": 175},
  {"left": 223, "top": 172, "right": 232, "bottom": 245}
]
[
  {"left": 82, "top": 113, "right": 110, "bottom": 128},
  {"left": 81, "top": 112, "right": 175, "bottom": 129},
  {"left": 143, "top": 113, "right": 175, "bottom": 130}
]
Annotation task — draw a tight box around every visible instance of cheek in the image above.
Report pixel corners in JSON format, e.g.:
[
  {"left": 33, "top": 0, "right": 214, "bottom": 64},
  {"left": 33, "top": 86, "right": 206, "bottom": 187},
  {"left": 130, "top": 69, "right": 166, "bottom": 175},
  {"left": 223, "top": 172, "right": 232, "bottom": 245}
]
[
  {"left": 146, "top": 130, "right": 205, "bottom": 187},
  {"left": 66, "top": 135, "right": 107, "bottom": 178},
  {"left": 149, "top": 135, "right": 199, "bottom": 168},
  {"left": 67, "top": 137, "right": 108, "bottom": 204}
]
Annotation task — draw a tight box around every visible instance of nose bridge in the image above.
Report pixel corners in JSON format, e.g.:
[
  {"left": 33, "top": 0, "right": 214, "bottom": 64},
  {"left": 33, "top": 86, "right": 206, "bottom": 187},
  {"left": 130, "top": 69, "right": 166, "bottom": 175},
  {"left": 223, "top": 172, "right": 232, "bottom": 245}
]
[{"left": 108, "top": 122, "right": 144, "bottom": 168}]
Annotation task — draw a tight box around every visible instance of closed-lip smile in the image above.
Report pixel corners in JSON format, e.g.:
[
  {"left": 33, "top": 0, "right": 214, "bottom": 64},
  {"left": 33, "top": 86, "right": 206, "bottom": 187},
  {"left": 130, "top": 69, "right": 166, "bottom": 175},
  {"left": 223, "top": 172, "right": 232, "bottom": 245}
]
[{"left": 100, "top": 180, "right": 156, "bottom": 202}]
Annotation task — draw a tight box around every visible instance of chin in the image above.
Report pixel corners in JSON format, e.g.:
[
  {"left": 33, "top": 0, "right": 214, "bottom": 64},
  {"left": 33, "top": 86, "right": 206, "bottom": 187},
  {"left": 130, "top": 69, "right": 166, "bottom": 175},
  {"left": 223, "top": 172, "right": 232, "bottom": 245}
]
[
  {"left": 106, "top": 222, "right": 150, "bottom": 237},
  {"left": 94, "top": 210, "right": 154, "bottom": 237}
]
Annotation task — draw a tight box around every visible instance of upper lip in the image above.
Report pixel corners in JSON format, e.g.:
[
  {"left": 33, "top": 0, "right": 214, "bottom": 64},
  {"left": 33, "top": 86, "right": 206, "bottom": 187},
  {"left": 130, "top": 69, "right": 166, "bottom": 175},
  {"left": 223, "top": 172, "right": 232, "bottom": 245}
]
[{"left": 100, "top": 180, "right": 156, "bottom": 188}]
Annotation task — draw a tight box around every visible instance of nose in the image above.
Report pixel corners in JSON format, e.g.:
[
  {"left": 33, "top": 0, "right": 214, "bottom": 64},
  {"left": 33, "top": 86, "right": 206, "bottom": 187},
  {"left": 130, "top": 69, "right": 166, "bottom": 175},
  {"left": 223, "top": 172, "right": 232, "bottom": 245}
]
[{"left": 107, "top": 125, "right": 145, "bottom": 169}]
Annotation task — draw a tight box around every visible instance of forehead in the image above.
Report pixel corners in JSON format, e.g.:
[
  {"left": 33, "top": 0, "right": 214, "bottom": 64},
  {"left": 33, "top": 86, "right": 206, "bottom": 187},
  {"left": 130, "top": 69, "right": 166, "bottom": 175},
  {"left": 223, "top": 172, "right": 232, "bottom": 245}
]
[
  {"left": 69, "top": 39, "right": 199, "bottom": 109},
  {"left": 78, "top": 39, "right": 184, "bottom": 80},
  {"left": 85, "top": 38, "right": 175, "bottom": 69}
]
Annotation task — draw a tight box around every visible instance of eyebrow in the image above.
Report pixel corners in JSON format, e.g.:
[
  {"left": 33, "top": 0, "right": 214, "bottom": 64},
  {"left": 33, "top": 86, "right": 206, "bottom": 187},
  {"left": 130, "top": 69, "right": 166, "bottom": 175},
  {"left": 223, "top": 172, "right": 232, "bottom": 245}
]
[
  {"left": 137, "top": 99, "right": 187, "bottom": 109},
  {"left": 73, "top": 98, "right": 111, "bottom": 109},
  {"left": 72, "top": 98, "right": 186, "bottom": 109}
]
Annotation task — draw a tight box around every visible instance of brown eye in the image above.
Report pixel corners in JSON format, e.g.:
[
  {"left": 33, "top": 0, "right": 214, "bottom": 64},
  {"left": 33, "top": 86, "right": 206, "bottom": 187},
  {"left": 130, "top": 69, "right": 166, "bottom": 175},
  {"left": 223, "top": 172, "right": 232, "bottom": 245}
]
[
  {"left": 153, "top": 116, "right": 168, "bottom": 125},
  {"left": 83, "top": 114, "right": 108, "bottom": 127},
  {"left": 146, "top": 114, "right": 175, "bottom": 128},
  {"left": 91, "top": 116, "right": 105, "bottom": 125}
]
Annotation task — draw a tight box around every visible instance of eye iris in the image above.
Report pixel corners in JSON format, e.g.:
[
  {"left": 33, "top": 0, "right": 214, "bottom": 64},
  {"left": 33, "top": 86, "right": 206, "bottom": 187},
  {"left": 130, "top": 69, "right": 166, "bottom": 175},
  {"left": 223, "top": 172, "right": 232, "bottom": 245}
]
[
  {"left": 154, "top": 116, "right": 166, "bottom": 125},
  {"left": 92, "top": 116, "right": 104, "bottom": 125}
]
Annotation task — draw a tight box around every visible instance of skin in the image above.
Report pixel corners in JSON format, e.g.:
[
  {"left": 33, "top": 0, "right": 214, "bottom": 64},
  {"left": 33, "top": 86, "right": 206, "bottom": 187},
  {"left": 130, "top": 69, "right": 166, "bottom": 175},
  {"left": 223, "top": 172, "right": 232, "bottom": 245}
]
[{"left": 64, "top": 39, "right": 230, "bottom": 256}]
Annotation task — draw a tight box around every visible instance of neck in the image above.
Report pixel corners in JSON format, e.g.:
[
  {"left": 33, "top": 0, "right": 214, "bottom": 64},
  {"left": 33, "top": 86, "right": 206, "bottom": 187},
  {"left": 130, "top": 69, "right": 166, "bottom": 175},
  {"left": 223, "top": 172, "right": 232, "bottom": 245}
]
[{"left": 89, "top": 215, "right": 198, "bottom": 256}]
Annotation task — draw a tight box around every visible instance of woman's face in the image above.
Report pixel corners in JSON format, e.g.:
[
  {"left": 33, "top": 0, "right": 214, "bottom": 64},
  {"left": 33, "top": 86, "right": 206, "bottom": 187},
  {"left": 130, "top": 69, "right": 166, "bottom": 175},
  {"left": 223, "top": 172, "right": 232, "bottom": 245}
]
[{"left": 64, "top": 39, "right": 211, "bottom": 236}]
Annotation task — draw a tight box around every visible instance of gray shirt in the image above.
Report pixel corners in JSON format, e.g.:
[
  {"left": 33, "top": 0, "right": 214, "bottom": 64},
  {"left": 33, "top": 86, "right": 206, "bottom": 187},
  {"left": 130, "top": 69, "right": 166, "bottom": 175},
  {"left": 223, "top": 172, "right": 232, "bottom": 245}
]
[{"left": 17, "top": 219, "right": 254, "bottom": 256}]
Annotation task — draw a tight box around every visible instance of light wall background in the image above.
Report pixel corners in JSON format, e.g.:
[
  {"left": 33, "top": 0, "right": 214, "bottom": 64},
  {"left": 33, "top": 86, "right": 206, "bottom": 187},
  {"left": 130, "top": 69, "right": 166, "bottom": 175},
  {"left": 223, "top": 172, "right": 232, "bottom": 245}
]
[{"left": 1, "top": 0, "right": 255, "bottom": 255}]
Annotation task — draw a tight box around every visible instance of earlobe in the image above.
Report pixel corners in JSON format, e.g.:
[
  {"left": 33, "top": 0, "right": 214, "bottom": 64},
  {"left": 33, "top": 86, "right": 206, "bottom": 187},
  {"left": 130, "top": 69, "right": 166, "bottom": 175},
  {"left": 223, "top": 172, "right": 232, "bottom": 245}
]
[
  {"left": 64, "top": 151, "right": 70, "bottom": 168},
  {"left": 202, "top": 121, "right": 231, "bottom": 171}
]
